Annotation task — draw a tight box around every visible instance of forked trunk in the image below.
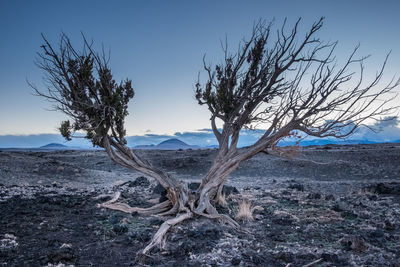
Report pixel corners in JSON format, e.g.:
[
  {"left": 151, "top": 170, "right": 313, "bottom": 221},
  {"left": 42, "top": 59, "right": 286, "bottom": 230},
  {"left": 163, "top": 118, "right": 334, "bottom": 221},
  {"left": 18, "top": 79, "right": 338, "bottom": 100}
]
[
  {"left": 195, "top": 151, "right": 244, "bottom": 213},
  {"left": 99, "top": 139, "right": 253, "bottom": 256}
]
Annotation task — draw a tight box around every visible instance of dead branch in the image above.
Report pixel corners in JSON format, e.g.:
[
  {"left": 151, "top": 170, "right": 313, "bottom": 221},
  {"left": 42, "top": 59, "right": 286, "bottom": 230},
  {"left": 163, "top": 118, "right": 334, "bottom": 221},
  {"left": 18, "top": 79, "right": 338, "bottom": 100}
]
[
  {"left": 302, "top": 258, "right": 323, "bottom": 267},
  {"left": 196, "top": 17, "right": 399, "bottom": 200}
]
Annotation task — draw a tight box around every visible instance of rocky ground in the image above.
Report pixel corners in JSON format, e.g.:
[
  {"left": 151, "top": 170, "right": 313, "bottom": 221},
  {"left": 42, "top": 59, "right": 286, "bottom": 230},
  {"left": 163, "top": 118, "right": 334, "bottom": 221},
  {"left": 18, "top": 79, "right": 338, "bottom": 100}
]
[{"left": 0, "top": 143, "right": 399, "bottom": 266}]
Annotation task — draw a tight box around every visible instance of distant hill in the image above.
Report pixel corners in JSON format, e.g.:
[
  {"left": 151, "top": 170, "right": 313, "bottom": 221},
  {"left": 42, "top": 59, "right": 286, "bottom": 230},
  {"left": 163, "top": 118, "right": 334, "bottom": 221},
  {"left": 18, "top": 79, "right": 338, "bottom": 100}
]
[
  {"left": 133, "top": 138, "right": 199, "bottom": 150},
  {"left": 279, "top": 139, "right": 380, "bottom": 147},
  {"left": 133, "top": 144, "right": 156, "bottom": 149},
  {"left": 40, "top": 143, "right": 68, "bottom": 149},
  {"left": 157, "top": 139, "right": 192, "bottom": 149},
  {"left": 1, "top": 133, "right": 399, "bottom": 150}
]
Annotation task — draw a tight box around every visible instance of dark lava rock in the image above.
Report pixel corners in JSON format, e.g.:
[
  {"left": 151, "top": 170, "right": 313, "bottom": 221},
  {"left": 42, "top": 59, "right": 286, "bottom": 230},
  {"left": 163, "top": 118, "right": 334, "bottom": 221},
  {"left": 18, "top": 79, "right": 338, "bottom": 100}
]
[
  {"left": 376, "top": 182, "right": 400, "bottom": 194},
  {"left": 216, "top": 203, "right": 230, "bottom": 215},
  {"left": 149, "top": 218, "right": 164, "bottom": 226},
  {"left": 370, "top": 229, "right": 384, "bottom": 239},
  {"left": 288, "top": 183, "right": 304, "bottom": 191},
  {"left": 36, "top": 195, "right": 82, "bottom": 208},
  {"left": 186, "top": 158, "right": 198, "bottom": 164},
  {"left": 108, "top": 215, "right": 123, "bottom": 225},
  {"left": 325, "top": 194, "right": 335, "bottom": 201},
  {"left": 277, "top": 251, "right": 293, "bottom": 262},
  {"left": 188, "top": 182, "right": 200, "bottom": 191},
  {"left": 113, "top": 223, "right": 128, "bottom": 234},
  {"left": 385, "top": 220, "right": 396, "bottom": 230},
  {"left": 129, "top": 176, "right": 150, "bottom": 187},
  {"left": 153, "top": 184, "right": 167, "bottom": 195},
  {"left": 342, "top": 211, "right": 358, "bottom": 220},
  {"left": 127, "top": 197, "right": 151, "bottom": 209},
  {"left": 128, "top": 230, "right": 152, "bottom": 242},
  {"left": 242, "top": 251, "right": 266, "bottom": 264},
  {"left": 340, "top": 236, "right": 367, "bottom": 252},
  {"left": 223, "top": 185, "right": 239, "bottom": 195},
  {"left": 170, "top": 224, "right": 223, "bottom": 256},
  {"left": 364, "top": 182, "right": 400, "bottom": 195},
  {"left": 297, "top": 253, "right": 317, "bottom": 263},
  {"left": 272, "top": 216, "right": 294, "bottom": 226},
  {"left": 332, "top": 202, "right": 346, "bottom": 212},
  {"left": 188, "top": 182, "right": 238, "bottom": 195},
  {"left": 187, "top": 225, "right": 222, "bottom": 240},
  {"left": 49, "top": 251, "right": 75, "bottom": 263},
  {"left": 307, "top": 192, "right": 322, "bottom": 199},
  {"left": 231, "top": 257, "right": 241, "bottom": 265},
  {"left": 159, "top": 194, "right": 168, "bottom": 203},
  {"left": 366, "top": 229, "right": 385, "bottom": 245},
  {"left": 321, "top": 252, "right": 339, "bottom": 262},
  {"left": 48, "top": 245, "right": 75, "bottom": 264},
  {"left": 152, "top": 184, "right": 168, "bottom": 202}
]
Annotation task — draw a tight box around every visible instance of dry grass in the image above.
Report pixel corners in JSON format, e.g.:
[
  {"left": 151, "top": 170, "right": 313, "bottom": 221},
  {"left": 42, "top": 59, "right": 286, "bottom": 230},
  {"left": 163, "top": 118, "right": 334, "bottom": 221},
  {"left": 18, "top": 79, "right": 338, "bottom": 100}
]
[
  {"left": 235, "top": 199, "right": 263, "bottom": 221},
  {"left": 270, "top": 143, "right": 301, "bottom": 159},
  {"left": 218, "top": 193, "right": 228, "bottom": 206}
]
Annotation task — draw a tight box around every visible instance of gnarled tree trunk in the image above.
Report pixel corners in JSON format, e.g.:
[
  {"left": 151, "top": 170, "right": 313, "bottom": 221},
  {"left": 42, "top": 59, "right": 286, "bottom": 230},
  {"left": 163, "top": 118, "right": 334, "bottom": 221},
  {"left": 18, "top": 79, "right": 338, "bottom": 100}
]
[
  {"left": 32, "top": 19, "right": 399, "bottom": 260},
  {"left": 98, "top": 135, "right": 248, "bottom": 255}
]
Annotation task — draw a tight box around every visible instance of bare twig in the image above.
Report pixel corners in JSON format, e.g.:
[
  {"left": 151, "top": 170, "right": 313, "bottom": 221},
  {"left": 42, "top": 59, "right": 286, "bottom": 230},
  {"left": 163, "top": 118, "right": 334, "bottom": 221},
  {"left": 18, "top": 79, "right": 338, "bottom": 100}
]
[{"left": 302, "top": 258, "right": 323, "bottom": 267}]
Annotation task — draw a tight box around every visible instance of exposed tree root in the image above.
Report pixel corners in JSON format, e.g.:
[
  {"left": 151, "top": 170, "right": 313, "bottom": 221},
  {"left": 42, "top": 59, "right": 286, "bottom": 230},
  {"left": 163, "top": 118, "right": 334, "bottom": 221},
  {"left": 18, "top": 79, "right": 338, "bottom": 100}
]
[
  {"left": 302, "top": 258, "right": 323, "bottom": 267},
  {"left": 97, "top": 191, "right": 172, "bottom": 215},
  {"left": 157, "top": 202, "right": 179, "bottom": 216},
  {"left": 205, "top": 201, "right": 241, "bottom": 228},
  {"left": 137, "top": 209, "right": 242, "bottom": 262},
  {"left": 195, "top": 210, "right": 240, "bottom": 229},
  {"left": 141, "top": 212, "right": 193, "bottom": 255},
  {"left": 97, "top": 189, "right": 244, "bottom": 258},
  {"left": 92, "top": 193, "right": 116, "bottom": 201}
]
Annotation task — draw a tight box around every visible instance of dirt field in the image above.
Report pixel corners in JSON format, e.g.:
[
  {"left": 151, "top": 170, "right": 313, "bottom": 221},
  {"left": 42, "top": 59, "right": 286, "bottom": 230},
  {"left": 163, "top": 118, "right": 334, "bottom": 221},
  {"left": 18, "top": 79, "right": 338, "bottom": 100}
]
[{"left": 1, "top": 143, "right": 399, "bottom": 266}]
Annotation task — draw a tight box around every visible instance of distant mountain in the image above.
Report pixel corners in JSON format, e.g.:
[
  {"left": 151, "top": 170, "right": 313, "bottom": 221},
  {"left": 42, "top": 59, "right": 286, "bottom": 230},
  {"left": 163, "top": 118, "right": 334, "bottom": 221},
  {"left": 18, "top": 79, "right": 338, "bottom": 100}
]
[
  {"left": 1, "top": 130, "right": 399, "bottom": 149},
  {"left": 157, "top": 139, "right": 191, "bottom": 149},
  {"left": 279, "top": 139, "right": 379, "bottom": 147},
  {"left": 40, "top": 143, "right": 68, "bottom": 149},
  {"left": 134, "top": 144, "right": 156, "bottom": 149},
  {"left": 0, "top": 134, "right": 94, "bottom": 149},
  {"left": 133, "top": 138, "right": 199, "bottom": 150}
]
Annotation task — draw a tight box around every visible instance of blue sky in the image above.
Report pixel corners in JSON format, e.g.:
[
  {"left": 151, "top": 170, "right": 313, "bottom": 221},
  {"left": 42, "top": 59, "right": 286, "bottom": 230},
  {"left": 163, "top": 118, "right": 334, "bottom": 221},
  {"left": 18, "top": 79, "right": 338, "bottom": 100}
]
[{"left": 1, "top": 0, "right": 400, "bottom": 142}]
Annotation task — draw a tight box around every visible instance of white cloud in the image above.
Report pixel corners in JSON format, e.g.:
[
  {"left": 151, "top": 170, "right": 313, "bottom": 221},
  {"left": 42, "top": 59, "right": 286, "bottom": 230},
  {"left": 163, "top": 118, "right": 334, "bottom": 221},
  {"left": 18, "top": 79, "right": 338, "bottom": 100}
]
[{"left": 1, "top": 117, "right": 399, "bottom": 148}]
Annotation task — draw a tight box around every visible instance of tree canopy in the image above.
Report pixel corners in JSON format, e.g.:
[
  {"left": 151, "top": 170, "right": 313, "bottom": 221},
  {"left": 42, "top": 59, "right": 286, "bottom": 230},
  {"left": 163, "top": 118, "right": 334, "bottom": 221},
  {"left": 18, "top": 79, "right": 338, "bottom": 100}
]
[
  {"left": 33, "top": 33, "right": 134, "bottom": 146},
  {"left": 196, "top": 18, "right": 398, "bottom": 152}
]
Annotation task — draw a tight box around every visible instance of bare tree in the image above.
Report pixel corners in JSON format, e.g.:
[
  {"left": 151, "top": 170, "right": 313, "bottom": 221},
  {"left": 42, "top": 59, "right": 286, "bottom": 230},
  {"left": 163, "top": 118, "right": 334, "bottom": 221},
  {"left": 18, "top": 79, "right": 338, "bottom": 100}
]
[
  {"left": 195, "top": 17, "right": 399, "bottom": 207},
  {"left": 32, "top": 17, "right": 398, "bottom": 256},
  {"left": 31, "top": 33, "right": 192, "bottom": 254}
]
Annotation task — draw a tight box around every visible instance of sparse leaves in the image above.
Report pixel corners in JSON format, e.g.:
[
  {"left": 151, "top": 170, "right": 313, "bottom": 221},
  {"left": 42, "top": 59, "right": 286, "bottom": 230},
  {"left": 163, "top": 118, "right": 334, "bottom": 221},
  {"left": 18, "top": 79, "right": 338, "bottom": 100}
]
[
  {"left": 59, "top": 120, "right": 72, "bottom": 141},
  {"left": 32, "top": 33, "right": 134, "bottom": 147},
  {"left": 196, "top": 17, "right": 399, "bottom": 154}
]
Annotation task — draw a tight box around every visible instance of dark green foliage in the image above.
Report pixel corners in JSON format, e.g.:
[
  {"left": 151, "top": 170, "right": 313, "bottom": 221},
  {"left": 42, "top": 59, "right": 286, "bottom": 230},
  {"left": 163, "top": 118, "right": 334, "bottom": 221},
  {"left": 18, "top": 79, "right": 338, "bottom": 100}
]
[
  {"left": 34, "top": 33, "right": 134, "bottom": 146},
  {"left": 59, "top": 120, "right": 72, "bottom": 141},
  {"left": 196, "top": 18, "right": 398, "bottom": 145},
  {"left": 195, "top": 19, "right": 329, "bottom": 134},
  {"left": 195, "top": 23, "right": 274, "bottom": 124}
]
